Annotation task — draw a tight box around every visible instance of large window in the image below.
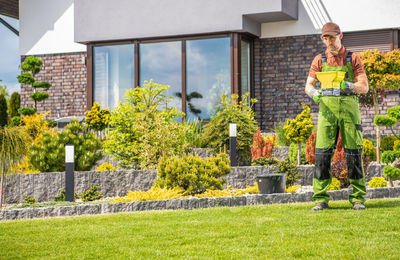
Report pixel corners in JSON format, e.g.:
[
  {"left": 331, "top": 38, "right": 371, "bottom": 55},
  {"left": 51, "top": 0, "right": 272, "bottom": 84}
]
[
  {"left": 90, "top": 34, "right": 252, "bottom": 118},
  {"left": 140, "top": 41, "right": 182, "bottom": 110},
  {"left": 186, "top": 37, "right": 230, "bottom": 121},
  {"left": 93, "top": 44, "right": 134, "bottom": 109}
]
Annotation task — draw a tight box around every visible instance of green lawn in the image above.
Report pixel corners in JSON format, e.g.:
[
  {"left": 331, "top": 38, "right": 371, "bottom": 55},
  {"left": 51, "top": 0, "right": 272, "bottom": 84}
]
[{"left": 1, "top": 198, "right": 400, "bottom": 259}]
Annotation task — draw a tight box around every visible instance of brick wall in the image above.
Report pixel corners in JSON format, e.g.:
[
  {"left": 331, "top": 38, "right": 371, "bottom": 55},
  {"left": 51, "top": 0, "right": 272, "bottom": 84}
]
[
  {"left": 254, "top": 34, "right": 400, "bottom": 137},
  {"left": 20, "top": 52, "right": 87, "bottom": 120}
]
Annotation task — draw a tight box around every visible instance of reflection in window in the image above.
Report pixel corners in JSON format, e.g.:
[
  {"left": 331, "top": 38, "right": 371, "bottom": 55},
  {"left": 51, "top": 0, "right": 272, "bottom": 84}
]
[
  {"left": 93, "top": 44, "right": 134, "bottom": 110},
  {"left": 140, "top": 41, "right": 182, "bottom": 110},
  {"left": 186, "top": 37, "right": 230, "bottom": 121},
  {"left": 241, "top": 40, "right": 251, "bottom": 103}
]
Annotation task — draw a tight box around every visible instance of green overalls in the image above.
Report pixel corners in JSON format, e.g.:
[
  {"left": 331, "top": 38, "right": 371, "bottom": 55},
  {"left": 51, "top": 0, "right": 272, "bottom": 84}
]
[{"left": 313, "top": 51, "right": 367, "bottom": 204}]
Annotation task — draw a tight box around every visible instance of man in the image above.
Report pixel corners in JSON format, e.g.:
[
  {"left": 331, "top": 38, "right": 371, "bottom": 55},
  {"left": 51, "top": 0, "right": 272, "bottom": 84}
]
[{"left": 305, "top": 22, "right": 369, "bottom": 211}]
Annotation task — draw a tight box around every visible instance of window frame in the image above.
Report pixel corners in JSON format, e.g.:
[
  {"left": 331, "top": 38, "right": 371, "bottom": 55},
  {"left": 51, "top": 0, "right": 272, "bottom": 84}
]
[{"left": 86, "top": 32, "right": 254, "bottom": 118}]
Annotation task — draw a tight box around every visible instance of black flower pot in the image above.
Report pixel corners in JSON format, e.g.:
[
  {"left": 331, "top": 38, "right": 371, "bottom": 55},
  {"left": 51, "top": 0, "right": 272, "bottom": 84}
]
[{"left": 256, "top": 173, "right": 286, "bottom": 194}]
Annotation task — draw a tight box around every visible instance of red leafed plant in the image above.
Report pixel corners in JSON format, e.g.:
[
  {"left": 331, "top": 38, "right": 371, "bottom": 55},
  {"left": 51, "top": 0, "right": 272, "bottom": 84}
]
[
  {"left": 305, "top": 132, "right": 317, "bottom": 165},
  {"left": 331, "top": 133, "right": 349, "bottom": 188},
  {"left": 251, "top": 128, "right": 274, "bottom": 160}
]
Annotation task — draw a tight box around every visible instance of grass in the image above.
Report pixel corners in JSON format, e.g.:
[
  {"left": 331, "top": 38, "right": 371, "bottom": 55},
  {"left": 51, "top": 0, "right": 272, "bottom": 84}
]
[{"left": 1, "top": 198, "right": 400, "bottom": 259}]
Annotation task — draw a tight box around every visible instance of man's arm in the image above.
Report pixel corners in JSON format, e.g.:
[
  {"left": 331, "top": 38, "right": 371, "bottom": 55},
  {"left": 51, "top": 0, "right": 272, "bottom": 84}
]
[
  {"left": 305, "top": 76, "right": 318, "bottom": 96},
  {"left": 353, "top": 73, "right": 369, "bottom": 94}
]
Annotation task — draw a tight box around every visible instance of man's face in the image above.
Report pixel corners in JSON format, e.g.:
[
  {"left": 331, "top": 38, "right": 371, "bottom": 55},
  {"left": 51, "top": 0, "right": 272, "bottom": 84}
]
[{"left": 321, "top": 33, "right": 342, "bottom": 53}]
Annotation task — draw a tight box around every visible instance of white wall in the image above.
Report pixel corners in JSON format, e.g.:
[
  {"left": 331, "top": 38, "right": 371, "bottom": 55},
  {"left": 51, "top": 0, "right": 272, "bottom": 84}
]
[
  {"left": 20, "top": 0, "right": 85, "bottom": 55},
  {"left": 261, "top": 0, "right": 400, "bottom": 38}
]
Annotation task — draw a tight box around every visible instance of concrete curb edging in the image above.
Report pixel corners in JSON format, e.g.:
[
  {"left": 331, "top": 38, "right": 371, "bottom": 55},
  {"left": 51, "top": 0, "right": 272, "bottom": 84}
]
[{"left": 1, "top": 187, "right": 399, "bottom": 221}]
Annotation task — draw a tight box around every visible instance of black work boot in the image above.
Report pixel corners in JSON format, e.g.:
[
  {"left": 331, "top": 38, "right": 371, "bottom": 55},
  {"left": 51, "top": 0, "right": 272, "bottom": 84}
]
[
  {"left": 353, "top": 202, "right": 366, "bottom": 210},
  {"left": 311, "top": 202, "right": 329, "bottom": 211}
]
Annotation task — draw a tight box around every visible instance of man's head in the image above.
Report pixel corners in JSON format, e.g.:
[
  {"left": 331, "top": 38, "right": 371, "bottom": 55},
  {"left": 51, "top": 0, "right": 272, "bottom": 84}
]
[{"left": 321, "top": 22, "right": 343, "bottom": 54}]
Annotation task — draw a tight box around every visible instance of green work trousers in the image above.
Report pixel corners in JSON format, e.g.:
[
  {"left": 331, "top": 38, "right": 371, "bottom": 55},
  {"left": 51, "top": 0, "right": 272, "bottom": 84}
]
[{"left": 313, "top": 95, "right": 366, "bottom": 204}]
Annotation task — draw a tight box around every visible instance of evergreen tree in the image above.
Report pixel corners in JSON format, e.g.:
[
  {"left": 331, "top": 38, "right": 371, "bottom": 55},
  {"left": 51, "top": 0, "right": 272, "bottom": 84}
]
[
  {"left": 9, "top": 92, "right": 20, "bottom": 118},
  {"left": 0, "top": 94, "right": 8, "bottom": 127}
]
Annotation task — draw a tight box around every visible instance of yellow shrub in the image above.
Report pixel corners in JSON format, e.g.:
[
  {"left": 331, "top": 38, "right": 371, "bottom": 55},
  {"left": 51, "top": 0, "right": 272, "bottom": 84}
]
[
  {"left": 110, "top": 187, "right": 184, "bottom": 203},
  {"left": 21, "top": 112, "right": 51, "bottom": 145},
  {"left": 368, "top": 177, "right": 388, "bottom": 188},
  {"left": 263, "top": 134, "right": 278, "bottom": 147},
  {"left": 195, "top": 183, "right": 259, "bottom": 198},
  {"left": 96, "top": 163, "right": 118, "bottom": 171},
  {"left": 8, "top": 157, "right": 40, "bottom": 174},
  {"left": 327, "top": 178, "right": 340, "bottom": 191},
  {"left": 285, "top": 185, "right": 301, "bottom": 193}
]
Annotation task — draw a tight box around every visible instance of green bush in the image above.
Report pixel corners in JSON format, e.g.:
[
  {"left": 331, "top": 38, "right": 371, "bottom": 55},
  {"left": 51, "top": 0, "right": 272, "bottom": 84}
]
[
  {"left": 383, "top": 165, "right": 400, "bottom": 180},
  {"left": 24, "top": 196, "right": 36, "bottom": 204},
  {"left": 29, "top": 120, "right": 102, "bottom": 172},
  {"left": 273, "top": 122, "right": 291, "bottom": 146},
  {"left": 9, "top": 92, "right": 20, "bottom": 118},
  {"left": 381, "top": 151, "right": 400, "bottom": 164},
  {"left": 368, "top": 177, "right": 388, "bottom": 188},
  {"left": 10, "top": 116, "right": 21, "bottom": 126},
  {"left": 380, "top": 136, "right": 398, "bottom": 152},
  {"left": 251, "top": 157, "right": 280, "bottom": 166},
  {"left": 275, "top": 158, "right": 300, "bottom": 188},
  {"left": 81, "top": 185, "right": 103, "bottom": 202},
  {"left": 289, "top": 142, "right": 307, "bottom": 165},
  {"left": 362, "top": 138, "right": 376, "bottom": 161},
  {"left": 104, "top": 80, "right": 190, "bottom": 169},
  {"left": 54, "top": 189, "right": 79, "bottom": 202},
  {"left": 18, "top": 107, "right": 36, "bottom": 116},
  {"left": 155, "top": 153, "right": 231, "bottom": 196},
  {"left": 201, "top": 93, "right": 258, "bottom": 164},
  {"left": 327, "top": 178, "right": 340, "bottom": 191},
  {"left": 0, "top": 94, "right": 8, "bottom": 127}
]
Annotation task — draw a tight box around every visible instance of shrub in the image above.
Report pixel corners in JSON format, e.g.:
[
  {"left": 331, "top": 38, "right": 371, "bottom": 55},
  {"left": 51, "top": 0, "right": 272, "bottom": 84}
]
[
  {"left": 285, "top": 185, "right": 301, "bottom": 193},
  {"left": 380, "top": 136, "right": 398, "bottom": 153},
  {"left": 195, "top": 184, "right": 259, "bottom": 198},
  {"left": 284, "top": 103, "right": 314, "bottom": 165},
  {"left": 183, "top": 119, "right": 204, "bottom": 149},
  {"left": 275, "top": 158, "right": 300, "bottom": 188},
  {"left": 17, "top": 56, "right": 51, "bottom": 113},
  {"left": 289, "top": 142, "right": 307, "bottom": 165},
  {"left": 24, "top": 196, "right": 36, "bottom": 204},
  {"left": 29, "top": 120, "right": 102, "bottom": 172},
  {"left": 111, "top": 187, "right": 184, "bottom": 203},
  {"left": 251, "top": 128, "right": 274, "bottom": 160},
  {"left": 85, "top": 102, "right": 110, "bottom": 131},
  {"left": 201, "top": 93, "right": 258, "bottom": 165},
  {"left": 327, "top": 178, "right": 340, "bottom": 191},
  {"left": 0, "top": 94, "right": 8, "bottom": 126},
  {"left": 155, "top": 153, "right": 231, "bottom": 196},
  {"left": 9, "top": 92, "right": 21, "bottom": 118},
  {"left": 273, "top": 122, "right": 291, "bottom": 146},
  {"left": 10, "top": 116, "right": 21, "bottom": 126},
  {"left": 383, "top": 165, "right": 400, "bottom": 180},
  {"left": 363, "top": 138, "right": 376, "bottom": 161},
  {"left": 54, "top": 189, "right": 79, "bottom": 202},
  {"left": 381, "top": 151, "right": 400, "bottom": 164},
  {"left": 17, "top": 107, "right": 36, "bottom": 116},
  {"left": 96, "top": 162, "right": 118, "bottom": 171},
  {"left": 368, "top": 177, "right": 388, "bottom": 188},
  {"left": 394, "top": 140, "right": 400, "bottom": 151},
  {"left": 251, "top": 157, "right": 279, "bottom": 166},
  {"left": 305, "top": 132, "right": 317, "bottom": 165},
  {"left": 81, "top": 185, "right": 103, "bottom": 202},
  {"left": 104, "top": 80, "right": 190, "bottom": 169}
]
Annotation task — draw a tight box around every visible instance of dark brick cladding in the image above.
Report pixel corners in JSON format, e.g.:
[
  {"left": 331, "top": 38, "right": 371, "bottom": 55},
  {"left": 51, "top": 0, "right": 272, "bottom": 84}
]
[
  {"left": 254, "top": 34, "right": 400, "bottom": 137},
  {"left": 20, "top": 52, "right": 87, "bottom": 120}
]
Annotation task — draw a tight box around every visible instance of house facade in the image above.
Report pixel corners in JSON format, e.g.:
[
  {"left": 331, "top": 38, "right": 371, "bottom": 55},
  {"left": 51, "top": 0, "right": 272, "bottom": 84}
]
[{"left": 8, "top": 0, "right": 400, "bottom": 135}]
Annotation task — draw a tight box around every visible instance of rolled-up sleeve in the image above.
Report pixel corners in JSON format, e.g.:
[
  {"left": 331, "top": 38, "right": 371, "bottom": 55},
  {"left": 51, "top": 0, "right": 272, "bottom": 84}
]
[
  {"left": 308, "top": 54, "right": 322, "bottom": 79},
  {"left": 352, "top": 53, "right": 366, "bottom": 78}
]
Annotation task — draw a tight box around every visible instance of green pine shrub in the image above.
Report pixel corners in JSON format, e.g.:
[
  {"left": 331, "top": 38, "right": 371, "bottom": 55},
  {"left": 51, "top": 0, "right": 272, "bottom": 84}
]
[
  {"left": 289, "top": 142, "right": 307, "bottom": 165},
  {"left": 104, "top": 80, "right": 190, "bottom": 169},
  {"left": 29, "top": 120, "right": 102, "bottom": 172},
  {"left": 24, "top": 196, "right": 36, "bottom": 204},
  {"left": 18, "top": 107, "right": 36, "bottom": 116},
  {"left": 380, "top": 136, "right": 398, "bottom": 152},
  {"left": 9, "top": 92, "right": 20, "bottom": 118},
  {"left": 0, "top": 94, "right": 8, "bottom": 126},
  {"left": 381, "top": 151, "right": 400, "bottom": 164},
  {"left": 54, "top": 189, "right": 79, "bottom": 202},
  {"left": 10, "top": 116, "right": 21, "bottom": 126},
  {"left": 201, "top": 93, "right": 258, "bottom": 165},
  {"left": 273, "top": 122, "right": 291, "bottom": 147},
  {"left": 251, "top": 157, "right": 279, "bottom": 166},
  {"left": 368, "top": 177, "right": 388, "bottom": 188},
  {"left": 81, "top": 185, "right": 103, "bottom": 202},
  {"left": 275, "top": 158, "right": 300, "bottom": 188},
  {"left": 327, "top": 178, "right": 340, "bottom": 191},
  {"left": 155, "top": 153, "right": 231, "bottom": 196}
]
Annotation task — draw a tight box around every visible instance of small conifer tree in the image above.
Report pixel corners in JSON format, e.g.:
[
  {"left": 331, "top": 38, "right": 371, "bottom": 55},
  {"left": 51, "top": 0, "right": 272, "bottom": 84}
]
[
  {"left": 0, "top": 94, "right": 8, "bottom": 127},
  {"left": 9, "top": 92, "right": 20, "bottom": 118}
]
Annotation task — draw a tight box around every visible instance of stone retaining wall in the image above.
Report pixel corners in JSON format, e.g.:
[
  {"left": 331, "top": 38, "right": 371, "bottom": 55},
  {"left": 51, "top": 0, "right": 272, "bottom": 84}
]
[
  {"left": 1, "top": 187, "right": 399, "bottom": 221},
  {"left": 3, "top": 164, "right": 386, "bottom": 204}
]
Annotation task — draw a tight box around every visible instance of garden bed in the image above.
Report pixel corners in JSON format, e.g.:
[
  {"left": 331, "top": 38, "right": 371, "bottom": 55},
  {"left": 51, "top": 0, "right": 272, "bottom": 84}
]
[{"left": 1, "top": 187, "right": 400, "bottom": 221}]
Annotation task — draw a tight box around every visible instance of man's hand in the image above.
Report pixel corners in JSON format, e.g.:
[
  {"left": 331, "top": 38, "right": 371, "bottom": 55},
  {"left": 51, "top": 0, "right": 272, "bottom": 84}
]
[
  {"left": 310, "top": 88, "right": 322, "bottom": 103},
  {"left": 340, "top": 80, "right": 355, "bottom": 93}
]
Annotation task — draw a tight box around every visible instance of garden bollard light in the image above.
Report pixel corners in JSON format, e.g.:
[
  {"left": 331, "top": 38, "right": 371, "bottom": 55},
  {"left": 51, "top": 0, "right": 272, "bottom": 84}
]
[
  {"left": 229, "top": 123, "right": 237, "bottom": 166},
  {"left": 65, "top": 144, "right": 74, "bottom": 202}
]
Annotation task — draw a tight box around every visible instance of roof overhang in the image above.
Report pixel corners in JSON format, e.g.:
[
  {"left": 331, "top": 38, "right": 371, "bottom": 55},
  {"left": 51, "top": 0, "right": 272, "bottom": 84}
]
[{"left": 75, "top": 0, "right": 298, "bottom": 43}]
